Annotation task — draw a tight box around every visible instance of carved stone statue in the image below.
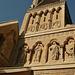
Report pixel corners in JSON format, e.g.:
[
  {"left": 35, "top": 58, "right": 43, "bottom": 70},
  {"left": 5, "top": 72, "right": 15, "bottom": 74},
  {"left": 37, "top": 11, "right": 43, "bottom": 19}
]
[
  {"left": 34, "top": 43, "right": 43, "bottom": 62},
  {"left": 66, "top": 39, "right": 75, "bottom": 58},
  {"left": 18, "top": 44, "right": 29, "bottom": 63},
  {"left": 49, "top": 41, "right": 59, "bottom": 60}
]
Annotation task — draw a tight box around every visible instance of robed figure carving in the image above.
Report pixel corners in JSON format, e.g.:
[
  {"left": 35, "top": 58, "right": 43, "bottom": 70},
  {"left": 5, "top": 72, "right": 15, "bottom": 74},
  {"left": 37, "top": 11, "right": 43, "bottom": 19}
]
[
  {"left": 18, "top": 44, "right": 29, "bottom": 63},
  {"left": 34, "top": 43, "right": 43, "bottom": 62},
  {"left": 66, "top": 39, "right": 75, "bottom": 58},
  {"left": 49, "top": 41, "right": 60, "bottom": 60}
]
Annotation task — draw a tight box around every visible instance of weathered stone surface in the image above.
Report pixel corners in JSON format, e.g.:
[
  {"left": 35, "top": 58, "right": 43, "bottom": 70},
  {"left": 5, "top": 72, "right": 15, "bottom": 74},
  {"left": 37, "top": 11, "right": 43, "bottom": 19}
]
[
  {"left": 0, "top": 20, "right": 19, "bottom": 67},
  {"left": 34, "top": 69, "right": 75, "bottom": 75}
]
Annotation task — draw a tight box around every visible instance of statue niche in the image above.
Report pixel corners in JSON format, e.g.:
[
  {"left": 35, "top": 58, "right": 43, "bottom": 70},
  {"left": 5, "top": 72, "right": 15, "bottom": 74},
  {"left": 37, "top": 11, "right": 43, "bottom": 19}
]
[
  {"left": 18, "top": 44, "right": 29, "bottom": 64},
  {"left": 49, "top": 41, "right": 60, "bottom": 60},
  {"left": 65, "top": 38, "right": 75, "bottom": 58},
  {"left": 34, "top": 43, "right": 43, "bottom": 63}
]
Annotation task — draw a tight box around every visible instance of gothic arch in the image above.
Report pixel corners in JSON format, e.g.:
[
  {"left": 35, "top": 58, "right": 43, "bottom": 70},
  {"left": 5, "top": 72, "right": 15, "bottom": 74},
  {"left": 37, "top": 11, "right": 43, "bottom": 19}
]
[{"left": 33, "top": 41, "right": 44, "bottom": 50}]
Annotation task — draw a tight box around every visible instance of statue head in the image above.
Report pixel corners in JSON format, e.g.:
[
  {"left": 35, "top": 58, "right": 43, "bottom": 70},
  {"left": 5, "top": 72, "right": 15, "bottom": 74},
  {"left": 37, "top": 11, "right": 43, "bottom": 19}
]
[
  {"left": 68, "top": 39, "right": 74, "bottom": 44},
  {"left": 52, "top": 41, "right": 56, "bottom": 45}
]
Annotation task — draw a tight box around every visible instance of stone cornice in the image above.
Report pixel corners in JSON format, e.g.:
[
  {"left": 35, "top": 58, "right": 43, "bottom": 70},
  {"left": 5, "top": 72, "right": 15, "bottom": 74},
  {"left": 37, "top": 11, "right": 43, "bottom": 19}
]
[
  {"left": 21, "top": 25, "right": 75, "bottom": 38},
  {"left": 27, "top": 1, "right": 66, "bottom": 13},
  {"left": 0, "top": 63, "right": 75, "bottom": 73},
  {"left": 0, "top": 67, "right": 31, "bottom": 74},
  {"left": 0, "top": 20, "right": 18, "bottom": 27}
]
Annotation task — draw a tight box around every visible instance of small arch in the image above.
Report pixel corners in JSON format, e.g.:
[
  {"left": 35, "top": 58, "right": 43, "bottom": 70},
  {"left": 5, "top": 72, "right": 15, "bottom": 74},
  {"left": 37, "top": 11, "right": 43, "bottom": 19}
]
[
  {"left": 29, "top": 13, "right": 32, "bottom": 17},
  {"left": 57, "top": 7, "right": 62, "bottom": 13},
  {"left": 51, "top": 8, "right": 56, "bottom": 14},
  {"left": 33, "top": 41, "right": 44, "bottom": 50},
  {"left": 32, "top": 12, "right": 37, "bottom": 18},
  {"left": 39, "top": 11, "right": 43, "bottom": 16},
  {"left": 47, "top": 39, "right": 60, "bottom": 48},
  {"left": 44, "top": 10, "right": 49, "bottom": 16}
]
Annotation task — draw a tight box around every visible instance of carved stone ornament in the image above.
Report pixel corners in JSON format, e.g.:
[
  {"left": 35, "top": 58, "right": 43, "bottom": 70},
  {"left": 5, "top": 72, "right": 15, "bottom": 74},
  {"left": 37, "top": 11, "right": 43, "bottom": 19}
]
[
  {"left": 49, "top": 41, "right": 60, "bottom": 60},
  {"left": 27, "top": 26, "right": 35, "bottom": 32},
  {"left": 18, "top": 44, "right": 29, "bottom": 63},
  {"left": 52, "top": 21, "right": 61, "bottom": 29},
  {"left": 34, "top": 43, "right": 43, "bottom": 62},
  {"left": 39, "top": 23, "right": 48, "bottom": 30},
  {"left": 66, "top": 39, "right": 75, "bottom": 58}
]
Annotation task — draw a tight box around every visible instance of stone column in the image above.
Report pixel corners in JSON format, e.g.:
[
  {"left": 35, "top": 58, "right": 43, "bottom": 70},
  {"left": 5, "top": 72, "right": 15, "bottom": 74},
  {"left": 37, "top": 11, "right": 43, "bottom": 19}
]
[
  {"left": 27, "top": 50, "right": 32, "bottom": 64},
  {"left": 42, "top": 45, "right": 48, "bottom": 63},
  {"left": 61, "top": 47, "right": 63, "bottom": 59},
  {"left": 48, "top": 11, "right": 52, "bottom": 29},
  {"left": 41, "top": 14, "right": 45, "bottom": 23},
  {"left": 61, "top": 5, "right": 65, "bottom": 27},
  {"left": 36, "top": 15, "right": 40, "bottom": 24},
  {"left": 20, "top": 13, "right": 31, "bottom": 35},
  {"left": 35, "top": 13, "right": 41, "bottom": 31},
  {"left": 29, "top": 16, "right": 34, "bottom": 25}
]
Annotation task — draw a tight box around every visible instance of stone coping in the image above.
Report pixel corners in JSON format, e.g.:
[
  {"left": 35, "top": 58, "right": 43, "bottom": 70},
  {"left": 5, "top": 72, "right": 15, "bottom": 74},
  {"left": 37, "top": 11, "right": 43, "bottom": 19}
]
[
  {"left": 0, "top": 20, "right": 18, "bottom": 26},
  {"left": 0, "top": 63, "right": 75, "bottom": 73},
  {"left": 0, "top": 67, "right": 31, "bottom": 74}
]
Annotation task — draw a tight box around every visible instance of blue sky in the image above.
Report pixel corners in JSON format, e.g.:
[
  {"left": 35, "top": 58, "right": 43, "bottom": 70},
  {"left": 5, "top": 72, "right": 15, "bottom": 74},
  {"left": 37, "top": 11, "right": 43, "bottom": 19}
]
[{"left": 0, "top": 0, "right": 75, "bottom": 30}]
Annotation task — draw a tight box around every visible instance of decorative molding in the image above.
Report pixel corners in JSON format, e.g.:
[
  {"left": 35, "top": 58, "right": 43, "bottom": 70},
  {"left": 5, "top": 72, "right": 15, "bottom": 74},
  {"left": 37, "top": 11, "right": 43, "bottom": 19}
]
[{"left": 24, "top": 26, "right": 75, "bottom": 38}]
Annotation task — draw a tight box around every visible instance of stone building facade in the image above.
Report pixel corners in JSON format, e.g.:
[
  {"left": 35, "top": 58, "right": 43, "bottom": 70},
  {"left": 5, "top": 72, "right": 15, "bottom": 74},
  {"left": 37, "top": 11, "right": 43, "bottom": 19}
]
[{"left": 0, "top": 0, "right": 75, "bottom": 75}]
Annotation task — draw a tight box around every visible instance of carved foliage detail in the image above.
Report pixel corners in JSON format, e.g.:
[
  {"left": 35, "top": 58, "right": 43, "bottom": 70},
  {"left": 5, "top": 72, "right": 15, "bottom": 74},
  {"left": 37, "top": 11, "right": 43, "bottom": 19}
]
[
  {"left": 27, "top": 26, "right": 36, "bottom": 32},
  {"left": 39, "top": 23, "right": 48, "bottom": 31},
  {"left": 52, "top": 21, "right": 61, "bottom": 29}
]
